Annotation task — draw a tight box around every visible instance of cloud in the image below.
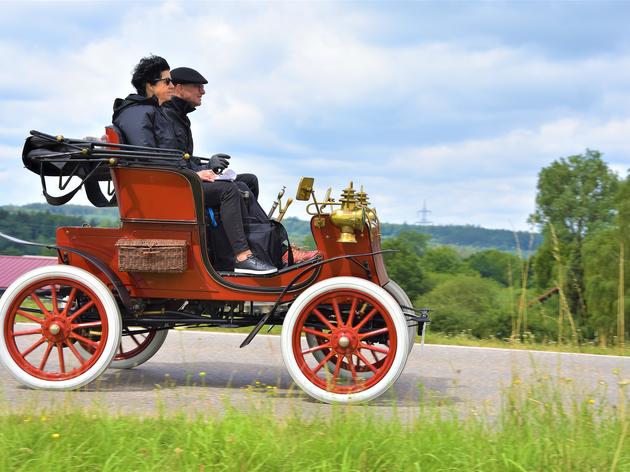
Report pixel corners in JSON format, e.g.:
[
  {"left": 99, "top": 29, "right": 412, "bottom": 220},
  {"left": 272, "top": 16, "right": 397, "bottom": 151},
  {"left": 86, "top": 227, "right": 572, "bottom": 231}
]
[{"left": 2, "top": 2, "right": 630, "bottom": 232}]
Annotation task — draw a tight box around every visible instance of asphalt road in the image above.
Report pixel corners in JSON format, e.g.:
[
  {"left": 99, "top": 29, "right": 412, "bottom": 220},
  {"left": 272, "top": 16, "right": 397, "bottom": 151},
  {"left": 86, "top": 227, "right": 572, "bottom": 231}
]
[{"left": 1, "top": 331, "right": 628, "bottom": 419}]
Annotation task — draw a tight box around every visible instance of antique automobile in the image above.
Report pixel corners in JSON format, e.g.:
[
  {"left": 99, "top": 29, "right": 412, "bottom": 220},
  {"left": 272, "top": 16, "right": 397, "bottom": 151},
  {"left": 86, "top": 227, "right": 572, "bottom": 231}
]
[{"left": 0, "top": 130, "right": 429, "bottom": 404}]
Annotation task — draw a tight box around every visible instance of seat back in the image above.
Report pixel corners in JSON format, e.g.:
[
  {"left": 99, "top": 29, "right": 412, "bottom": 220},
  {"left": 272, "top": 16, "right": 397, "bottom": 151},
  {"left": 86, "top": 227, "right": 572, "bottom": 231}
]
[{"left": 103, "top": 125, "right": 122, "bottom": 149}]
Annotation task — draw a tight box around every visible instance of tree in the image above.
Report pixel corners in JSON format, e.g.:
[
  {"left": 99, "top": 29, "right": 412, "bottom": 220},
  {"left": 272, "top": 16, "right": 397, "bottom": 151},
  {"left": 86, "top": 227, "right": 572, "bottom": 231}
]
[
  {"left": 382, "top": 233, "right": 428, "bottom": 300},
  {"left": 421, "top": 246, "right": 471, "bottom": 275},
  {"left": 530, "top": 150, "right": 619, "bottom": 326},
  {"left": 416, "top": 275, "right": 511, "bottom": 338},
  {"left": 466, "top": 249, "right": 524, "bottom": 287}
]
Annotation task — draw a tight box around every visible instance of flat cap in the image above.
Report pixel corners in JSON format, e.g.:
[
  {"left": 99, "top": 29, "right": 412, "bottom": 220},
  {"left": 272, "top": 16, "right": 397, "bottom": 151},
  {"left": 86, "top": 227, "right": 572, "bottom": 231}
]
[{"left": 171, "top": 67, "right": 208, "bottom": 85}]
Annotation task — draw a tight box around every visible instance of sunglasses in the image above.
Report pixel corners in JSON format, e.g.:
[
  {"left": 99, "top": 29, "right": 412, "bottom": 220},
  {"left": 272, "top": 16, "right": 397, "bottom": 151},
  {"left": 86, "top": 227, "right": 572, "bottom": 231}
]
[{"left": 153, "top": 77, "right": 173, "bottom": 86}]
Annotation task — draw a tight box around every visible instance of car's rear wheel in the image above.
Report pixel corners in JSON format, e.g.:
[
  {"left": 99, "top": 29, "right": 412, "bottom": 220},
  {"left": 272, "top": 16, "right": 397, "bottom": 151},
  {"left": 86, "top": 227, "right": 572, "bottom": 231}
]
[
  {"left": 281, "top": 277, "right": 408, "bottom": 403},
  {"left": 76, "top": 326, "right": 168, "bottom": 369},
  {"left": 0, "top": 265, "right": 121, "bottom": 390}
]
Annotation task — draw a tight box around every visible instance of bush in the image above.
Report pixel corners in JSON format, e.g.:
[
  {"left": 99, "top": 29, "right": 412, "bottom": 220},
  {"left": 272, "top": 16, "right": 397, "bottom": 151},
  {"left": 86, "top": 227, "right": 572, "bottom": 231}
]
[{"left": 416, "top": 274, "right": 511, "bottom": 338}]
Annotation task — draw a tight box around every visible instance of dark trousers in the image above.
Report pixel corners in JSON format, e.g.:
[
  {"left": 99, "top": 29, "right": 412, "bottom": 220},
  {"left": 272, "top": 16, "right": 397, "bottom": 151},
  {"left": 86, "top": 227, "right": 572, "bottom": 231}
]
[
  {"left": 235, "top": 173, "right": 259, "bottom": 199},
  {"left": 201, "top": 181, "right": 249, "bottom": 256}
]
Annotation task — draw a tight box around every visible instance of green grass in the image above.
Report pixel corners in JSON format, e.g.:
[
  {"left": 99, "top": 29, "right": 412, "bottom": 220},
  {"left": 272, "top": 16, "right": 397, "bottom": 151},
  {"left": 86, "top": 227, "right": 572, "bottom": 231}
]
[
  {"left": 424, "top": 331, "right": 630, "bottom": 356},
  {"left": 0, "top": 378, "right": 628, "bottom": 471}
]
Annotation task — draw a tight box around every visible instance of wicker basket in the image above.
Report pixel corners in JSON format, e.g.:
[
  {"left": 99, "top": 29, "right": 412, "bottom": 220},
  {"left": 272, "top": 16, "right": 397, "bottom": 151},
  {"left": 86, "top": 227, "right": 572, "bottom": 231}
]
[{"left": 116, "top": 239, "right": 188, "bottom": 273}]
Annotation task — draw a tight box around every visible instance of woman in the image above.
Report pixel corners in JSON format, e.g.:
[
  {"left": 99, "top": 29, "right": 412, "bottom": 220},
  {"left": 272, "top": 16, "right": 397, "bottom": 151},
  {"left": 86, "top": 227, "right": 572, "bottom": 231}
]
[{"left": 112, "top": 55, "right": 176, "bottom": 148}]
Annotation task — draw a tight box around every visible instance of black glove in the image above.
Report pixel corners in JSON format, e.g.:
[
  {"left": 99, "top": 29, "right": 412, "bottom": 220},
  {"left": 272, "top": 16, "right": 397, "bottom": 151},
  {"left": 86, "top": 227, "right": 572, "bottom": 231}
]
[{"left": 208, "top": 153, "right": 230, "bottom": 173}]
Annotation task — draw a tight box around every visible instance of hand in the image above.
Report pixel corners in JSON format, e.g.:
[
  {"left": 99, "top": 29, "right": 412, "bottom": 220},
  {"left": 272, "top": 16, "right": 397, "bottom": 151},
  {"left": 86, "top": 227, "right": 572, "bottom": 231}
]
[
  {"left": 197, "top": 169, "right": 218, "bottom": 182},
  {"left": 208, "top": 153, "right": 230, "bottom": 172}
]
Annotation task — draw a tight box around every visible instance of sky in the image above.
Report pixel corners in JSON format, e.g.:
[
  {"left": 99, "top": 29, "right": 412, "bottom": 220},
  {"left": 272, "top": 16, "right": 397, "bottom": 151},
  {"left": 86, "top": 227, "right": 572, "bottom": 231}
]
[{"left": 1, "top": 1, "right": 630, "bottom": 231}]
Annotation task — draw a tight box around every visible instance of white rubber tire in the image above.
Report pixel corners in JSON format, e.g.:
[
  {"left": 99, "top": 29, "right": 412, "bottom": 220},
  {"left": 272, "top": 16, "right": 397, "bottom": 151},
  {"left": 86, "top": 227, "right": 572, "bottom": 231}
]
[
  {"left": 281, "top": 276, "right": 409, "bottom": 404},
  {"left": 0, "top": 265, "right": 122, "bottom": 390},
  {"left": 383, "top": 279, "right": 417, "bottom": 354}
]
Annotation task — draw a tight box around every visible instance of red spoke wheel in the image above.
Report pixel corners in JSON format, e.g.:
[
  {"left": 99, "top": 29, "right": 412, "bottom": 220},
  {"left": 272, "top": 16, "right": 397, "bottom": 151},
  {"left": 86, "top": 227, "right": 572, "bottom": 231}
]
[
  {"left": 76, "top": 326, "right": 168, "bottom": 369},
  {"left": 0, "top": 266, "right": 121, "bottom": 390},
  {"left": 281, "top": 277, "right": 409, "bottom": 403}
]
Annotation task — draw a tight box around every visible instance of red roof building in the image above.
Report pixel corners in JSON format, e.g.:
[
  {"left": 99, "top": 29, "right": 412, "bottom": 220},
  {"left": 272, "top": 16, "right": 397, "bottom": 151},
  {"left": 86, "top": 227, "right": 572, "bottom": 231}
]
[{"left": 0, "top": 255, "right": 57, "bottom": 290}]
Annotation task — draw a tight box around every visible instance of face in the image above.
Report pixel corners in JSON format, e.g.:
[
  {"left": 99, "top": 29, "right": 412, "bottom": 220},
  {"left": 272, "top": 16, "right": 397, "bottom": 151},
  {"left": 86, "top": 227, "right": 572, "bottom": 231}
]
[
  {"left": 174, "top": 83, "right": 205, "bottom": 107},
  {"left": 145, "top": 70, "right": 174, "bottom": 105}
]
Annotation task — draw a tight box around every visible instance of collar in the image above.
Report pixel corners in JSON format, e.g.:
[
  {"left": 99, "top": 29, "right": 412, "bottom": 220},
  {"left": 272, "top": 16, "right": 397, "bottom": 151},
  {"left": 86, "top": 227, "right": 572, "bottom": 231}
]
[{"left": 168, "top": 96, "right": 196, "bottom": 115}]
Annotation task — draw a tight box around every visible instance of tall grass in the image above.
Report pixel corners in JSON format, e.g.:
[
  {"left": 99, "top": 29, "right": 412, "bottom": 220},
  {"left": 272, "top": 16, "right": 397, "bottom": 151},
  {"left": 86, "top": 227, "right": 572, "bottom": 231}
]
[
  {"left": 549, "top": 223, "right": 579, "bottom": 345},
  {"left": 619, "top": 242, "right": 626, "bottom": 349},
  {"left": 0, "top": 377, "right": 627, "bottom": 471}
]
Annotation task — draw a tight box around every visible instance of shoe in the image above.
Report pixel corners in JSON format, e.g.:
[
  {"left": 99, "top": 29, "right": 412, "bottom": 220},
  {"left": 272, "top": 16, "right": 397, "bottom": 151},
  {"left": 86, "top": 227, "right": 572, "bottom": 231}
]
[
  {"left": 234, "top": 255, "right": 278, "bottom": 275},
  {"left": 283, "top": 246, "right": 321, "bottom": 265}
]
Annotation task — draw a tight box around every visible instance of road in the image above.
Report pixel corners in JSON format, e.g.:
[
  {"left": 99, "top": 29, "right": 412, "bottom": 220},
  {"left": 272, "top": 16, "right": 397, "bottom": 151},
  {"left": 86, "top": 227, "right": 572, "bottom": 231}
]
[{"left": 1, "top": 331, "right": 628, "bottom": 419}]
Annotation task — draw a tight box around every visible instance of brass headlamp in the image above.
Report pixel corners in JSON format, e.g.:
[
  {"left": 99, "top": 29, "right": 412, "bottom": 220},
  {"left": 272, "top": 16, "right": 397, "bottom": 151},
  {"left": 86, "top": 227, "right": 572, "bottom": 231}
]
[
  {"left": 295, "top": 177, "right": 378, "bottom": 243},
  {"left": 330, "top": 182, "right": 365, "bottom": 243}
]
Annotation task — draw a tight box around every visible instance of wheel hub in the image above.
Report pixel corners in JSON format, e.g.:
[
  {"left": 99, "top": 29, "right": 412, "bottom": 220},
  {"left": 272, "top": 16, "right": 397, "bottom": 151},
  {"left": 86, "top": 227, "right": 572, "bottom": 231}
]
[
  {"left": 332, "top": 330, "right": 358, "bottom": 354},
  {"left": 42, "top": 318, "right": 70, "bottom": 343}
]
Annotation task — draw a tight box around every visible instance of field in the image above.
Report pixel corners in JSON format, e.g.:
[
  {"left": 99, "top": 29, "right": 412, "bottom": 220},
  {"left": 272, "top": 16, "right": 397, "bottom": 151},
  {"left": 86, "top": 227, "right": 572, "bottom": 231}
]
[{"left": 0, "top": 374, "right": 628, "bottom": 471}]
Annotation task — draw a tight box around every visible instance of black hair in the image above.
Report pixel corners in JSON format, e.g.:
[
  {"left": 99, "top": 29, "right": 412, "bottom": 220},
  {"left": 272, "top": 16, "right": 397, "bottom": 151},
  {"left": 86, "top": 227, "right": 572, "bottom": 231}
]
[{"left": 131, "top": 55, "right": 170, "bottom": 95}]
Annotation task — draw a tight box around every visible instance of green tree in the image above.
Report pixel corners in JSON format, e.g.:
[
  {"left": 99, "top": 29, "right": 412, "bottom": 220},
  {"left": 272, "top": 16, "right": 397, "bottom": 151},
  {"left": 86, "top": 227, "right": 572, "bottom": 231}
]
[
  {"left": 531, "top": 150, "right": 619, "bottom": 326},
  {"left": 382, "top": 233, "right": 428, "bottom": 300},
  {"left": 421, "top": 246, "right": 471, "bottom": 275},
  {"left": 466, "top": 249, "right": 524, "bottom": 287},
  {"left": 416, "top": 275, "right": 511, "bottom": 338}
]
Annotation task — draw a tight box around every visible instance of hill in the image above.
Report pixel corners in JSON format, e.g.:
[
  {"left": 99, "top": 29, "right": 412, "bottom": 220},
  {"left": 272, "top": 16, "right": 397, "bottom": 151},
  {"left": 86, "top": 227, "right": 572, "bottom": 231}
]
[{"left": 0, "top": 205, "right": 541, "bottom": 255}]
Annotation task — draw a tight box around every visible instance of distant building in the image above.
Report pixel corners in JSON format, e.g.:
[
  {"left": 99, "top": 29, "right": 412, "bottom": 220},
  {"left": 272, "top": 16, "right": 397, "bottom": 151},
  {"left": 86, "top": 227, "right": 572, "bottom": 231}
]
[{"left": 0, "top": 255, "right": 57, "bottom": 293}]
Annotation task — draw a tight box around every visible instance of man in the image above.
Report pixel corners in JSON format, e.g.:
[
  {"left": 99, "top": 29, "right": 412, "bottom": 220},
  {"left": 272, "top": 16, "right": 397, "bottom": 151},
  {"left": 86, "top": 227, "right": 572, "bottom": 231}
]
[
  {"left": 164, "top": 67, "right": 319, "bottom": 264},
  {"left": 162, "top": 67, "right": 259, "bottom": 198}
]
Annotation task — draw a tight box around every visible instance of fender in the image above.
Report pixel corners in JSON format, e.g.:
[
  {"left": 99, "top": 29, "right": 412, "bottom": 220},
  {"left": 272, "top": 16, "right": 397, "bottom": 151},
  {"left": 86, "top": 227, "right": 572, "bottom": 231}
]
[{"left": 0, "top": 232, "right": 133, "bottom": 312}]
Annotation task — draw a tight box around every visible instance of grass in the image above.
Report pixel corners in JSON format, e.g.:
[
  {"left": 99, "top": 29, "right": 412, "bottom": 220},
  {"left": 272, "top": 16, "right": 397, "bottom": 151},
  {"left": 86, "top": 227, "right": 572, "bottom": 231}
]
[
  {"left": 424, "top": 331, "right": 630, "bottom": 356},
  {"left": 0, "top": 375, "right": 628, "bottom": 471}
]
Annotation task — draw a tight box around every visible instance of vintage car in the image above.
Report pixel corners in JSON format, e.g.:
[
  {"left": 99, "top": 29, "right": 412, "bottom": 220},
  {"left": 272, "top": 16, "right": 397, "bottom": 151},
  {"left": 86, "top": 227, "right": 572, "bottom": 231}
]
[{"left": 0, "top": 130, "right": 429, "bottom": 404}]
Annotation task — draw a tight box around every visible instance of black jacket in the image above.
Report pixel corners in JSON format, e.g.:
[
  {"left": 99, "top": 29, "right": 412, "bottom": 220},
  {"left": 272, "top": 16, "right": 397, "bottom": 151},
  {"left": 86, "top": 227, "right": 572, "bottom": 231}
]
[
  {"left": 112, "top": 94, "right": 177, "bottom": 149},
  {"left": 162, "top": 96, "right": 195, "bottom": 155}
]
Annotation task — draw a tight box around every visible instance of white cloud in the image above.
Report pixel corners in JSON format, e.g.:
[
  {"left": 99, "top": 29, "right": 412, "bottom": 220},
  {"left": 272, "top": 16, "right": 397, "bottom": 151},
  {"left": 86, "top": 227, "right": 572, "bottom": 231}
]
[{"left": 2, "top": 2, "right": 630, "bottom": 232}]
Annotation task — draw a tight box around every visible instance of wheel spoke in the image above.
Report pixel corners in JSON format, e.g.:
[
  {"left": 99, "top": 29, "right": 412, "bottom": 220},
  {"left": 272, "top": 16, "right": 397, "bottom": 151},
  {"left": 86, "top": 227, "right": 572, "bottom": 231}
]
[
  {"left": 313, "top": 351, "right": 336, "bottom": 374},
  {"left": 359, "top": 342, "right": 389, "bottom": 355},
  {"left": 21, "top": 336, "right": 47, "bottom": 357},
  {"left": 353, "top": 307, "right": 378, "bottom": 331},
  {"left": 332, "top": 355, "right": 344, "bottom": 383},
  {"left": 302, "top": 342, "right": 332, "bottom": 355},
  {"left": 302, "top": 326, "right": 331, "bottom": 339},
  {"left": 16, "top": 309, "right": 46, "bottom": 325},
  {"left": 331, "top": 298, "right": 343, "bottom": 327},
  {"left": 370, "top": 349, "right": 379, "bottom": 363},
  {"left": 347, "top": 355, "right": 358, "bottom": 382},
  {"left": 359, "top": 327, "right": 389, "bottom": 340},
  {"left": 71, "top": 321, "right": 102, "bottom": 330},
  {"left": 30, "top": 293, "right": 52, "bottom": 319},
  {"left": 38, "top": 342, "right": 54, "bottom": 371},
  {"left": 312, "top": 308, "right": 336, "bottom": 331},
  {"left": 13, "top": 328, "right": 43, "bottom": 337},
  {"left": 71, "top": 332, "right": 99, "bottom": 348},
  {"left": 346, "top": 297, "right": 359, "bottom": 328},
  {"left": 67, "top": 300, "right": 95, "bottom": 323},
  {"left": 355, "top": 351, "right": 378, "bottom": 373},
  {"left": 60, "top": 288, "right": 77, "bottom": 317},
  {"left": 50, "top": 284, "right": 59, "bottom": 315},
  {"left": 57, "top": 345, "right": 66, "bottom": 373},
  {"left": 129, "top": 334, "right": 142, "bottom": 347},
  {"left": 65, "top": 340, "right": 86, "bottom": 364}
]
